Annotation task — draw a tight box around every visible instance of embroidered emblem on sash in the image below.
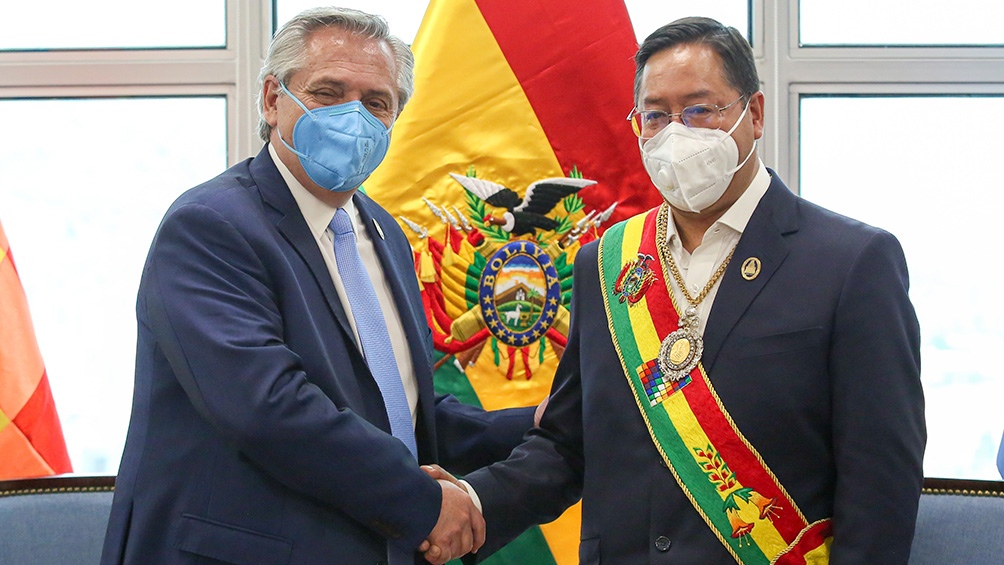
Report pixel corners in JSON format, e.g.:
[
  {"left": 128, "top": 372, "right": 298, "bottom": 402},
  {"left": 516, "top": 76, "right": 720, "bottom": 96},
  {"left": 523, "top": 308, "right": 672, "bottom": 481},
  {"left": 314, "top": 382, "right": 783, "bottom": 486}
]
[
  {"left": 637, "top": 358, "right": 691, "bottom": 405},
  {"left": 612, "top": 253, "right": 657, "bottom": 305},
  {"left": 694, "top": 444, "right": 782, "bottom": 546}
]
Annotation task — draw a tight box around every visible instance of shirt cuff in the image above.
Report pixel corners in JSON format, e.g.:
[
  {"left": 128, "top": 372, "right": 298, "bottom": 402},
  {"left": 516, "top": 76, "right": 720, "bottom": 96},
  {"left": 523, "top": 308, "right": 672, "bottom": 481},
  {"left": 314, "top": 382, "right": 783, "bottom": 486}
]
[{"left": 459, "top": 479, "right": 482, "bottom": 512}]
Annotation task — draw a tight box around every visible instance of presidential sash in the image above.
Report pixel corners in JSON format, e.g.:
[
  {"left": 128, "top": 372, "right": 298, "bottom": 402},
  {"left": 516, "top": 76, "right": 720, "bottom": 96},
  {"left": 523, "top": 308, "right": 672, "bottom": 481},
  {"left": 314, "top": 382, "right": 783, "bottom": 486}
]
[{"left": 598, "top": 205, "right": 832, "bottom": 564}]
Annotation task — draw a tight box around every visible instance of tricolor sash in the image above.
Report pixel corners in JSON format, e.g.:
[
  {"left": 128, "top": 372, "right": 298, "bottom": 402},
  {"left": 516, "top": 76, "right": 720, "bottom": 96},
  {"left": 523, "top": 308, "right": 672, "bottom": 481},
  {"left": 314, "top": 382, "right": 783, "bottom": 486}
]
[{"left": 598, "top": 205, "right": 832, "bottom": 564}]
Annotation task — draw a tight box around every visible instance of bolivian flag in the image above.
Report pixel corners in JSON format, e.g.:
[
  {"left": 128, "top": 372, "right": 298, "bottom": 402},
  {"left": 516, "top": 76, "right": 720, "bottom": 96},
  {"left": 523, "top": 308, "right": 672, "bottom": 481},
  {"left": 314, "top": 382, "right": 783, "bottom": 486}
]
[
  {"left": 0, "top": 220, "right": 72, "bottom": 479},
  {"left": 366, "top": 1, "right": 661, "bottom": 562}
]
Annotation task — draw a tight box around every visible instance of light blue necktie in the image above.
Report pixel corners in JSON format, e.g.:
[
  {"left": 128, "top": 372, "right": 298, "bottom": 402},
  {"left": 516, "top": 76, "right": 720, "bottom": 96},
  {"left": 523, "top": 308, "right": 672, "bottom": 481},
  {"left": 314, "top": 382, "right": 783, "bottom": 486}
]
[{"left": 330, "top": 208, "right": 418, "bottom": 460}]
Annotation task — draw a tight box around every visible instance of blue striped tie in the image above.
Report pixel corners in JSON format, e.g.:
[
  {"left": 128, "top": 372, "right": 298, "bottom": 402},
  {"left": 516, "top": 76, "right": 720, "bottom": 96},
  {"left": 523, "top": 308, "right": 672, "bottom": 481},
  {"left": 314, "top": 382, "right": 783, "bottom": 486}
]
[{"left": 330, "top": 208, "right": 418, "bottom": 459}]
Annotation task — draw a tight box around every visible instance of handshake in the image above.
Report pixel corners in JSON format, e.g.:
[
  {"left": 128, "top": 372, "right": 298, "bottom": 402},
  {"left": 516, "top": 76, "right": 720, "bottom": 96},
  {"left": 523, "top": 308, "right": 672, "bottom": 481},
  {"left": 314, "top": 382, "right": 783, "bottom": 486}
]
[
  {"left": 416, "top": 397, "right": 546, "bottom": 563},
  {"left": 417, "top": 464, "right": 484, "bottom": 564}
]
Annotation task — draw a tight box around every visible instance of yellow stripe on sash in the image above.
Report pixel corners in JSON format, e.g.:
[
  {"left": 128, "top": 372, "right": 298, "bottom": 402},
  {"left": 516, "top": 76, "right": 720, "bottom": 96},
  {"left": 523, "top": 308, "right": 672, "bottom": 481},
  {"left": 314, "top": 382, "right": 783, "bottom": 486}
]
[
  {"left": 801, "top": 538, "right": 833, "bottom": 564},
  {"left": 660, "top": 385, "right": 789, "bottom": 556},
  {"left": 615, "top": 214, "right": 789, "bottom": 557},
  {"left": 620, "top": 218, "right": 660, "bottom": 353}
]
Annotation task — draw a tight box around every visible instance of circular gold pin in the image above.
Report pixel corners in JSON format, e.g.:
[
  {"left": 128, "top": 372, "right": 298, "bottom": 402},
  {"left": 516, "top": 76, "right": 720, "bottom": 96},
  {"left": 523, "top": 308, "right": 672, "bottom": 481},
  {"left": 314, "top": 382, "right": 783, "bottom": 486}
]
[{"left": 741, "top": 257, "right": 761, "bottom": 281}]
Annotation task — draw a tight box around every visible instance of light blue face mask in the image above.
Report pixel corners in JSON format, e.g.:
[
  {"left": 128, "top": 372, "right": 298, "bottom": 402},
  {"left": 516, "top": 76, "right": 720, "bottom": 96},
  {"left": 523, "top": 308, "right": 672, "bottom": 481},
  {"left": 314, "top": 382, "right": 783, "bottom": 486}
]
[{"left": 275, "top": 82, "right": 392, "bottom": 192}]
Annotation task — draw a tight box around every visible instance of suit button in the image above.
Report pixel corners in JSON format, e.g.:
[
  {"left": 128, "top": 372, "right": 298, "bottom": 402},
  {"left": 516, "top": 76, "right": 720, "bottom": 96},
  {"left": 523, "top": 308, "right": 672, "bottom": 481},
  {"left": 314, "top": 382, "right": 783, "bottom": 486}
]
[{"left": 654, "top": 535, "right": 672, "bottom": 552}]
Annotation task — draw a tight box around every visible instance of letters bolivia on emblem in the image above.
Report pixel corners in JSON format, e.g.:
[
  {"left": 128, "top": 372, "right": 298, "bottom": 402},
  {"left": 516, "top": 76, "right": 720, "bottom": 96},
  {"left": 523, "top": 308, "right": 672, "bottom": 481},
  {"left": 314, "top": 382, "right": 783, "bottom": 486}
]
[{"left": 480, "top": 241, "right": 564, "bottom": 348}]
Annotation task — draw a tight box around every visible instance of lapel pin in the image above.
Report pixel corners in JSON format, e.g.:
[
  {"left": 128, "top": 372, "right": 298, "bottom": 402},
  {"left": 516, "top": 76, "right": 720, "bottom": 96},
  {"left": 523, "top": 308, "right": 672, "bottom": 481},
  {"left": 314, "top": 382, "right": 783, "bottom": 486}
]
[
  {"left": 372, "top": 218, "right": 385, "bottom": 240},
  {"left": 741, "top": 257, "right": 761, "bottom": 281}
]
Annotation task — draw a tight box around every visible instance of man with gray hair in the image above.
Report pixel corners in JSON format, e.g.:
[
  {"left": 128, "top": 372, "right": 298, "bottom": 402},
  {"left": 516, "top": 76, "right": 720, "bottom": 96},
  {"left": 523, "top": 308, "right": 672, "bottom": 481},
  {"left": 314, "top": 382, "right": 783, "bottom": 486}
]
[{"left": 101, "top": 7, "right": 532, "bottom": 565}]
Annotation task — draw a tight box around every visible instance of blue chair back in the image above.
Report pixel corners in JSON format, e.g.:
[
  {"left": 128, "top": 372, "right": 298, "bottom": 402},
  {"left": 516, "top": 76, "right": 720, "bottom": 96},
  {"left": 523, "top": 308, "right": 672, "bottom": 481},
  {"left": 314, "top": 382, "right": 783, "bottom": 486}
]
[
  {"left": 0, "top": 476, "right": 114, "bottom": 565},
  {"left": 909, "top": 478, "right": 1004, "bottom": 564},
  {"left": 3, "top": 475, "right": 1002, "bottom": 563}
]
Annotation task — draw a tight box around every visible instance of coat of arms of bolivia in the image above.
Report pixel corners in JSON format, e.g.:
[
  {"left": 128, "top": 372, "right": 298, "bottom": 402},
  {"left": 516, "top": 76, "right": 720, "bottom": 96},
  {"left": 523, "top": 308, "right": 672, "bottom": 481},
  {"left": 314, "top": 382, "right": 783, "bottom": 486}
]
[{"left": 398, "top": 168, "right": 617, "bottom": 404}]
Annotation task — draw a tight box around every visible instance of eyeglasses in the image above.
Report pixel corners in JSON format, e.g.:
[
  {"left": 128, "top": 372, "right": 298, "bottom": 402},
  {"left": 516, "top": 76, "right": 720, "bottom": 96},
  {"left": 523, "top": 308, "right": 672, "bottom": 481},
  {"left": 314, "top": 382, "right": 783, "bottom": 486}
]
[{"left": 627, "top": 95, "right": 746, "bottom": 139}]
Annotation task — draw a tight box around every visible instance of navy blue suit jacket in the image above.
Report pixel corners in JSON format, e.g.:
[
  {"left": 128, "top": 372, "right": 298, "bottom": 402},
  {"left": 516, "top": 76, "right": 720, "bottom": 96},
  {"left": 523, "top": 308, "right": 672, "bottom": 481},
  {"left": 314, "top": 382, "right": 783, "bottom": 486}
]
[
  {"left": 101, "top": 147, "right": 532, "bottom": 565},
  {"left": 466, "top": 172, "right": 926, "bottom": 564}
]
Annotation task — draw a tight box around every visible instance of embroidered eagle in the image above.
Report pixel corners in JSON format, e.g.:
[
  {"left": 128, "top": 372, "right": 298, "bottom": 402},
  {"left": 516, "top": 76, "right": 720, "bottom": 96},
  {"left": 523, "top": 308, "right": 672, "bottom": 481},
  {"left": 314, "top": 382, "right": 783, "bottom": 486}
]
[{"left": 449, "top": 173, "right": 596, "bottom": 237}]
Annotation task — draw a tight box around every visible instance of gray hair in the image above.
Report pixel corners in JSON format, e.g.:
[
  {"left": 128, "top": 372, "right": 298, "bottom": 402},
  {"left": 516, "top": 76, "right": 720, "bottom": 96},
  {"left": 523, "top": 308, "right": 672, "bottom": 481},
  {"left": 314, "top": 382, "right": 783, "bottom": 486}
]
[
  {"left": 634, "top": 17, "right": 759, "bottom": 105},
  {"left": 256, "top": 7, "right": 415, "bottom": 142}
]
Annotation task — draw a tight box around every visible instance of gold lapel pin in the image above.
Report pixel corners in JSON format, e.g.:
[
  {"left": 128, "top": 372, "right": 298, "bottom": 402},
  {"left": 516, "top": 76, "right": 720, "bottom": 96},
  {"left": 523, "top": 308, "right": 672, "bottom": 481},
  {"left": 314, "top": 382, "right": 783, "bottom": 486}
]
[
  {"left": 372, "top": 218, "right": 385, "bottom": 240},
  {"left": 741, "top": 257, "right": 761, "bottom": 281}
]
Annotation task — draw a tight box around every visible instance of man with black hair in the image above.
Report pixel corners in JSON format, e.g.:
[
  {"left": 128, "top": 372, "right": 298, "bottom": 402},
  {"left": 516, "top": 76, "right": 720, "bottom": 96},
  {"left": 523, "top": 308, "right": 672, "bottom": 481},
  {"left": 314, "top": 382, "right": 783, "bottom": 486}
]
[{"left": 444, "top": 16, "right": 926, "bottom": 564}]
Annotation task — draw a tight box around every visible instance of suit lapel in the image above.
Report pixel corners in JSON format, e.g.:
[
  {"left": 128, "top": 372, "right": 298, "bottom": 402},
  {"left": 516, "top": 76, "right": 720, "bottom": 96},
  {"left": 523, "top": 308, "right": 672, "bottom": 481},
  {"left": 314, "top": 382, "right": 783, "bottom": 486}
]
[
  {"left": 251, "top": 150, "right": 437, "bottom": 455},
  {"left": 250, "top": 148, "right": 355, "bottom": 343},
  {"left": 703, "top": 173, "right": 799, "bottom": 369}
]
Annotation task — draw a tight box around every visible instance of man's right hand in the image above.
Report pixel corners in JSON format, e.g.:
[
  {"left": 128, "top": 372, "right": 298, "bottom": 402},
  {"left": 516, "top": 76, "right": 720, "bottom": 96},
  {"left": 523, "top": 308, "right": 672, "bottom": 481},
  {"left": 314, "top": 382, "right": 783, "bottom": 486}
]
[{"left": 420, "top": 479, "right": 485, "bottom": 564}]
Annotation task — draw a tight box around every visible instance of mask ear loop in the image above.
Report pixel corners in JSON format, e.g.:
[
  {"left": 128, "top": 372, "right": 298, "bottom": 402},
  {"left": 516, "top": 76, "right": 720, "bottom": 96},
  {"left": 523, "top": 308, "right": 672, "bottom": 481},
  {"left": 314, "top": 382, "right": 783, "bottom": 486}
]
[
  {"left": 724, "top": 96, "right": 751, "bottom": 137},
  {"left": 277, "top": 81, "right": 314, "bottom": 116},
  {"left": 275, "top": 124, "right": 309, "bottom": 161},
  {"left": 273, "top": 81, "right": 314, "bottom": 161},
  {"left": 723, "top": 96, "right": 756, "bottom": 176}
]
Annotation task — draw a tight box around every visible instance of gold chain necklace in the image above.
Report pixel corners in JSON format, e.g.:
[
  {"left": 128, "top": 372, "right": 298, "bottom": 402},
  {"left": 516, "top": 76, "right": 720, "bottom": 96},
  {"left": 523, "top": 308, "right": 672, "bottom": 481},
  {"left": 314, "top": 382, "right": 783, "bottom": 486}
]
[{"left": 653, "top": 204, "right": 737, "bottom": 381}]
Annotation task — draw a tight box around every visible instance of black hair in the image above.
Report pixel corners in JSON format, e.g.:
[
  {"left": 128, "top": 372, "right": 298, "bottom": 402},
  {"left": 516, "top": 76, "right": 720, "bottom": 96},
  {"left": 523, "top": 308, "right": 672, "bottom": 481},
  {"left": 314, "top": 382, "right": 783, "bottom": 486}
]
[{"left": 634, "top": 16, "right": 759, "bottom": 103}]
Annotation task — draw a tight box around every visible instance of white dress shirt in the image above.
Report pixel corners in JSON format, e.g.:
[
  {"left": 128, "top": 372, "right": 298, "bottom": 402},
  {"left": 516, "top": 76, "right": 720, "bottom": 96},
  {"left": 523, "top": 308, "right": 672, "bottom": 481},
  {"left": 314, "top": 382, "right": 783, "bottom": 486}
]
[
  {"left": 664, "top": 161, "right": 771, "bottom": 334},
  {"left": 269, "top": 144, "right": 419, "bottom": 426}
]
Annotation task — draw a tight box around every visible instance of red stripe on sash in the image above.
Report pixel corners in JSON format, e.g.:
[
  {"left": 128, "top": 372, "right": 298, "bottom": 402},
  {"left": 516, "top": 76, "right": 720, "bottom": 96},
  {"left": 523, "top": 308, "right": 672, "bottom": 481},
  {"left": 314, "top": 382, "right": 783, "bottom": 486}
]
[
  {"left": 682, "top": 376, "right": 807, "bottom": 542},
  {"left": 638, "top": 210, "right": 807, "bottom": 542}
]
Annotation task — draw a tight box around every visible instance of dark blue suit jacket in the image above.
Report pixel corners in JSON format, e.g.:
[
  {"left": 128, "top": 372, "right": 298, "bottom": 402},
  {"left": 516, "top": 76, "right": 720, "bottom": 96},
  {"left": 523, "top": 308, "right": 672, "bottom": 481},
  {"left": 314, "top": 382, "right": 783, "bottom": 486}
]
[
  {"left": 466, "top": 172, "right": 926, "bottom": 564},
  {"left": 101, "top": 147, "right": 532, "bottom": 565}
]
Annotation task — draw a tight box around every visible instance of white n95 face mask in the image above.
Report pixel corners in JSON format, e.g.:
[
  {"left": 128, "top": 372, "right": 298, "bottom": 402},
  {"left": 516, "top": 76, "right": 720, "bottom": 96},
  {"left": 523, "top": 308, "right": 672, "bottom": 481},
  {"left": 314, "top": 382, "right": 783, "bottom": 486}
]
[{"left": 639, "top": 99, "right": 755, "bottom": 213}]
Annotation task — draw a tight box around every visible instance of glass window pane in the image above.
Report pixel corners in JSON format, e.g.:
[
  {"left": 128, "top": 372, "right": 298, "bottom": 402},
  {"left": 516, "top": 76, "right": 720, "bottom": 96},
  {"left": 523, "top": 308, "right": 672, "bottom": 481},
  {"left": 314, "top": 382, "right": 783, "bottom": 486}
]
[
  {"left": 800, "top": 0, "right": 1004, "bottom": 46},
  {"left": 625, "top": 0, "right": 749, "bottom": 43},
  {"left": 275, "top": 0, "right": 750, "bottom": 44},
  {"left": 1, "top": 0, "right": 226, "bottom": 50},
  {"left": 800, "top": 95, "right": 1004, "bottom": 480},
  {"left": 0, "top": 97, "right": 227, "bottom": 474}
]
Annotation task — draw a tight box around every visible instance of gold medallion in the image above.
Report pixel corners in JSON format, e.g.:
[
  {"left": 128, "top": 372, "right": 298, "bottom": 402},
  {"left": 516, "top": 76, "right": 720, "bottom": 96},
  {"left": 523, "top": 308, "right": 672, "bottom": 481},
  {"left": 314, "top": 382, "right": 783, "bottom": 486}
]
[
  {"left": 658, "top": 327, "right": 703, "bottom": 382},
  {"left": 669, "top": 337, "right": 691, "bottom": 365},
  {"left": 653, "top": 204, "right": 734, "bottom": 382}
]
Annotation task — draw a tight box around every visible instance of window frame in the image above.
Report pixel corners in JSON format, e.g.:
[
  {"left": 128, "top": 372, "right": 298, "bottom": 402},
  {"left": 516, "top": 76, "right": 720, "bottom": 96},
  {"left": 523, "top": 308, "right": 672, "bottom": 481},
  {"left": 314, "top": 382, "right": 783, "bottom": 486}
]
[
  {"left": 0, "top": 1, "right": 269, "bottom": 164},
  {"left": 760, "top": 1, "right": 1004, "bottom": 191}
]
